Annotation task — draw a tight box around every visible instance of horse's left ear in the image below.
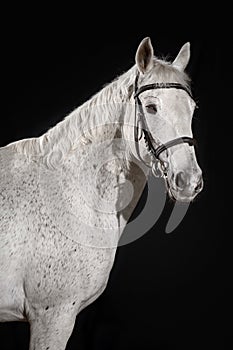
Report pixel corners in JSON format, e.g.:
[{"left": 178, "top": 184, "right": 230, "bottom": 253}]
[
  {"left": 172, "top": 42, "right": 190, "bottom": 71},
  {"left": 135, "top": 37, "right": 154, "bottom": 74}
]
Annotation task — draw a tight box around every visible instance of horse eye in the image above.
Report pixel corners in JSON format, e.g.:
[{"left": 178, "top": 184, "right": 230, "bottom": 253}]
[{"left": 145, "top": 104, "right": 157, "bottom": 114}]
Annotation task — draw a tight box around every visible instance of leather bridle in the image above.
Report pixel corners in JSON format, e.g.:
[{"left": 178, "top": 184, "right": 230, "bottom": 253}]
[{"left": 133, "top": 71, "right": 196, "bottom": 177}]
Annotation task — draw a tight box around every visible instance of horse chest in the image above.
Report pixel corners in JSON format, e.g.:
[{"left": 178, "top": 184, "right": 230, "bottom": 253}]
[{"left": 24, "top": 229, "right": 117, "bottom": 312}]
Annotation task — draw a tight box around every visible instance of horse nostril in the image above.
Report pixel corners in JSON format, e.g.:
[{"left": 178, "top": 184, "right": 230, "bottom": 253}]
[
  {"left": 195, "top": 178, "right": 203, "bottom": 193},
  {"left": 175, "top": 171, "right": 187, "bottom": 189}
]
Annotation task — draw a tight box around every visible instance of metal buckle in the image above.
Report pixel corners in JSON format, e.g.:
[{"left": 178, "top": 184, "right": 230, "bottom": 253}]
[
  {"left": 151, "top": 160, "right": 169, "bottom": 178},
  {"left": 151, "top": 161, "right": 163, "bottom": 177}
]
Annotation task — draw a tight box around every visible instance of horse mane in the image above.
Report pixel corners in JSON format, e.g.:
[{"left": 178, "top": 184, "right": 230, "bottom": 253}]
[{"left": 12, "top": 57, "right": 190, "bottom": 169}]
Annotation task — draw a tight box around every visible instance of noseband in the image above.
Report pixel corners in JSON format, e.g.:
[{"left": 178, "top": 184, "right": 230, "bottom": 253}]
[{"left": 133, "top": 72, "right": 196, "bottom": 177}]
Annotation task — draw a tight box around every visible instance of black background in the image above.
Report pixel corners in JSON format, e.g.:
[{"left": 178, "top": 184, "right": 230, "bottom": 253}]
[{"left": 0, "top": 7, "right": 232, "bottom": 350}]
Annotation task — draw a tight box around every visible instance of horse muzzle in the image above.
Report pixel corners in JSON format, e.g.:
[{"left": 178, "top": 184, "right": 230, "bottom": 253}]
[{"left": 167, "top": 170, "right": 203, "bottom": 202}]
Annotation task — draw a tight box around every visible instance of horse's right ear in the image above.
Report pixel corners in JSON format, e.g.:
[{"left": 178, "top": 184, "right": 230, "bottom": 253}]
[{"left": 135, "top": 37, "right": 154, "bottom": 74}]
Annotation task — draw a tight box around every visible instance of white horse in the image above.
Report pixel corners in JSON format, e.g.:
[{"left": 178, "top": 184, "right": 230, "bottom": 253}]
[{"left": 0, "top": 37, "right": 203, "bottom": 349}]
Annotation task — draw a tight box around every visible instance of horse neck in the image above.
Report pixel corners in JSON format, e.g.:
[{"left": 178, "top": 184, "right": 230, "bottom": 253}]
[{"left": 37, "top": 77, "right": 132, "bottom": 170}]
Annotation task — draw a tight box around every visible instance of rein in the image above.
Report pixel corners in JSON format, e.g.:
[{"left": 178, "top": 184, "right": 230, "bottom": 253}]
[{"left": 133, "top": 71, "right": 196, "bottom": 177}]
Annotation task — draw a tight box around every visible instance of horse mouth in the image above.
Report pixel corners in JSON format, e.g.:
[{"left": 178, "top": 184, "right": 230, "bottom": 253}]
[{"left": 167, "top": 187, "right": 177, "bottom": 201}]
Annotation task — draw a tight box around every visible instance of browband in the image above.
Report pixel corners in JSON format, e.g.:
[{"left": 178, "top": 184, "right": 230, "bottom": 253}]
[{"left": 134, "top": 82, "right": 193, "bottom": 99}]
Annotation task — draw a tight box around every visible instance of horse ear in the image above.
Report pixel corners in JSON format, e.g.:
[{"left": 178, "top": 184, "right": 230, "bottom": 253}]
[
  {"left": 135, "top": 37, "right": 154, "bottom": 74},
  {"left": 172, "top": 42, "right": 190, "bottom": 71}
]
